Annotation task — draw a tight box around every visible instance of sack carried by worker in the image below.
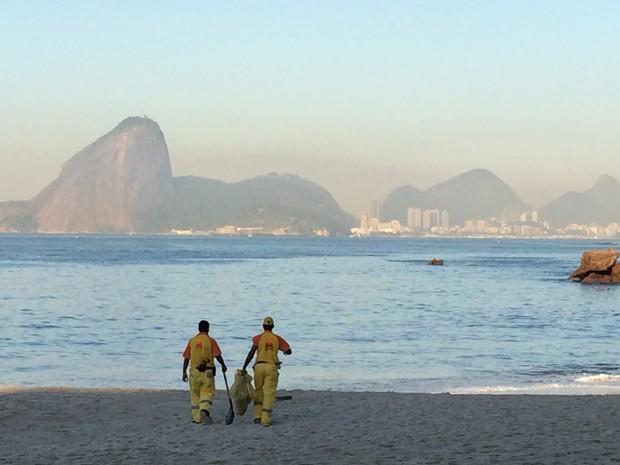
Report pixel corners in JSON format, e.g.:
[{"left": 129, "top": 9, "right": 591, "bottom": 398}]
[{"left": 229, "top": 369, "right": 255, "bottom": 416}]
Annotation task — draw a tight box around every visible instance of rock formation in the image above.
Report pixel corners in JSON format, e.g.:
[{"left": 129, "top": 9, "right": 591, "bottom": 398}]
[
  {"left": 568, "top": 248, "right": 620, "bottom": 284},
  {"left": 33, "top": 117, "right": 174, "bottom": 233},
  {"left": 0, "top": 117, "right": 174, "bottom": 233},
  {"left": 0, "top": 116, "right": 356, "bottom": 235}
]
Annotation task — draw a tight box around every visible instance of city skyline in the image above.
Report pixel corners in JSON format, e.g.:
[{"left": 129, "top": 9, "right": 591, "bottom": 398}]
[
  {"left": 1, "top": 1, "right": 620, "bottom": 216},
  {"left": 352, "top": 203, "right": 620, "bottom": 238}
]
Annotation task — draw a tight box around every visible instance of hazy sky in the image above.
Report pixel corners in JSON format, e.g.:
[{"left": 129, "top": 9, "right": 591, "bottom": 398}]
[{"left": 1, "top": 1, "right": 619, "bottom": 216}]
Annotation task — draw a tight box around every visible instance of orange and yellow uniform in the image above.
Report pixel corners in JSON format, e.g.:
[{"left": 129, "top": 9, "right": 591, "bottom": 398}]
[
  {"left": 183, "top": 332, "right": 222, "bottom": 423},
  {"left": 251, "top": 330, "right": 290, "bottom": 426}
]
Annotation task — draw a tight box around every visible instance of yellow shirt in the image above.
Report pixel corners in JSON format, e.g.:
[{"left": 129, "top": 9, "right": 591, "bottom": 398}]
[
  {"left": 183, "top": 333, "right": 222, "bottom": 369},
  {"left": 253, "top": 330, "right": 290, "bottom": 365}
]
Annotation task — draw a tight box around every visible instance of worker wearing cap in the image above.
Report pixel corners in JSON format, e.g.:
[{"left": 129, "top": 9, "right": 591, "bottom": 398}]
[
  {"left": 242, "top": 316, "right": 292, "bottom": 427},
  {"left": 182, "top": 320, "right": 227, "bottom": 424}
]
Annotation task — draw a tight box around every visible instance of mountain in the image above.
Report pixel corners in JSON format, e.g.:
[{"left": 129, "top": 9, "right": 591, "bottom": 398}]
[
  {"left": 381, "top": 169, "right": 527, "bottom": 225},
  {"left": 168, "top": 174, "right": 356, "bottom": 235},
  {"left": 539, "top": 175, "right": 620, "bottom": 227},
  {"left": 36, "top": 117, "right": 174, "bottom": 233},
  {"left": 0, "top": 200, "right": 38, "bottom": 232},
  {"left": 0, "top": 117, "right": 173, "bottom": 233},
  {"left": 0, "top": 117, "right": 356, "bottom": 235}
]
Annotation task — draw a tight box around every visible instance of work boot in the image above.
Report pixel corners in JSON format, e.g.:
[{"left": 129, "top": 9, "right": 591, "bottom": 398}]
[{"left": 201, "top": 409, "right": 213, "bottom": 425}]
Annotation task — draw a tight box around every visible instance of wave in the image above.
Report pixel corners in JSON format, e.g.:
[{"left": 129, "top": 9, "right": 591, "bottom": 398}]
[{"left": 451, "top": 373, "right": 620, "bottom": 395}]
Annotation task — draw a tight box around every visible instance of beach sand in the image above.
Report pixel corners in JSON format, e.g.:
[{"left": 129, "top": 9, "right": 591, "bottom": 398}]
[{"left": 1, "top": 386, "right": 619, "bottom": 465}]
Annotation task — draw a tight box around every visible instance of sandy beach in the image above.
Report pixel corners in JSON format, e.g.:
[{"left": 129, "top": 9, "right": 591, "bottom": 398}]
[{"left": 1, "top": 386, "right": 619, "bottom": 465}]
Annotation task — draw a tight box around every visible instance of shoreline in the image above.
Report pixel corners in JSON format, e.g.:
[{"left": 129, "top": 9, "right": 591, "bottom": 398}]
[
  {"left": 3, "top": 381, "right": 620, "bottom": 396},
  {"left": 2, "top": 387, "right": 619, "bottom": 464}
]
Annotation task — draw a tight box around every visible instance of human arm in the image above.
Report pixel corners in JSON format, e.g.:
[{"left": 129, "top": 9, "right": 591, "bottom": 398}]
[
  {"left": 216, "top": 355, "right": 227, "bottom": 373},
  {"left": 278, "top": 336, "right": 292, "bottom": 355},
  {"left": 182, "top": 358, "right": 189, "bottom": 382},
  {"left": 209, "top": 338, "right": 227, "bottom": 373},
  {"left": 242, "top": 345, "right": 258, "bottom": 371}
]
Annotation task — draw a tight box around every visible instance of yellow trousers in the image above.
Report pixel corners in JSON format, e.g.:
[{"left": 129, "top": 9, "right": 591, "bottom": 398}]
[
  {"left": 252, "top": 363, "right": 279, "bottom": 425},
  {"left": 189, "top": 368, "right": 215, "bottom": 422}
]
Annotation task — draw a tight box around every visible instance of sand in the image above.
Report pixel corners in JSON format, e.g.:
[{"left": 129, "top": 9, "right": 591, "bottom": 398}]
[{"left": 1, "top": 386, "right": 619, "bottom": 465}]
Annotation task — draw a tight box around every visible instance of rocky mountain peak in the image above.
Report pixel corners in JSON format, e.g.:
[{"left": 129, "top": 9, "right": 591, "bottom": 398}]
[
  {"left": 33, "top": 116, "right": 174, "bottom": 233},
  {"left": 592, "top": 174, "right": 619, "bottom": 190}
]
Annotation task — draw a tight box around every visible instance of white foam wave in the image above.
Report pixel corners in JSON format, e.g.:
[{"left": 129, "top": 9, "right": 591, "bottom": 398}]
[
  {"left": 574, "top": 374, "right": 620, "bottom": 384},
  {"left": 450, "top": 374, "right": 620, "bottom": 395}
]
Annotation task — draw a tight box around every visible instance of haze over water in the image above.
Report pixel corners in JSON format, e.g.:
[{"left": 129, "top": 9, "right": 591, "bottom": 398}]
[{"left": 1, "top": 235, "right": 619, "bottom": 395}]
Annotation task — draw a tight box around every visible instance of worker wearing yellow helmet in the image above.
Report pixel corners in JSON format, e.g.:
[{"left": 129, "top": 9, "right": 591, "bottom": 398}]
[{"left": 242, "top": 316, "right": 292, "bottom": 427}]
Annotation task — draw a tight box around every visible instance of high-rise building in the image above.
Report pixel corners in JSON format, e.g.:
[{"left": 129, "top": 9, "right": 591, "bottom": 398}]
[
  {"left": 369, "top": 198, "right": 380, "bottom": 221},
  {"left": 440, "top": 210, "right": 449, "bottom": 229},
  {"left": 407, "top": 207, "right": 422, "bottom": 230},
  {"left": 422, "top": 209, "right": 440, "bottom": 230}
]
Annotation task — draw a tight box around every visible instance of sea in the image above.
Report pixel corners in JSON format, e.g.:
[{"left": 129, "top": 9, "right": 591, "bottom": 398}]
[{"left": 1, "top": 234, "right": 619, "bottom": 395}]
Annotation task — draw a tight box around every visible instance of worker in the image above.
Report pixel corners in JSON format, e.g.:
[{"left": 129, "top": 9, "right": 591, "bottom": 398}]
[
  {"left": 242, "top": 316, "right": 292, "bottom": 427},
  {"left": 182, "top": 320, "right": 227, "bottom": 424}
]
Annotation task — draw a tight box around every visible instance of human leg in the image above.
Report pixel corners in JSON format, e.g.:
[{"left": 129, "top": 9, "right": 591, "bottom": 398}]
[
  {"left": 260, "top": 364, "right": 279, "bottom": 426},
  {"left": 188, "top": 369, "right": 203, "bottom": 423},
  {"left": 199, "top": 371, "right": 216, "bottom": 423},
  {"left": 252, "top": 364, "right": 266, "bottom": 422}
]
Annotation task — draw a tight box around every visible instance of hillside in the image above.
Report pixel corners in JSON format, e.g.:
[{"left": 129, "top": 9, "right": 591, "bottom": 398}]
[
  {"left": 0, "top": 117, "right": 356, "bottom": 235},
  {"left": 168, "top": 174, "right": 356, "bottom": 235},
  {"left": 381, "top": 169, "right": 527, "bottom": 225},
  {"left": 539, "top": 175, "right": 620, "bottom": 227}
]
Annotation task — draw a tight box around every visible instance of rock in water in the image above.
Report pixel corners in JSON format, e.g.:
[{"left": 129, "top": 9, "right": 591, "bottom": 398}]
[
  {"left": 33, "top": 117, "right": 173, "bottom": 233},
  {"left": 568, "top": 248, "right": 620, "bottom": 283}
]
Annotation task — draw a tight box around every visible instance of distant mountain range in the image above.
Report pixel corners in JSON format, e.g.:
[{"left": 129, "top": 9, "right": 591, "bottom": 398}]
[
  {"left": 167, "top": 173, "right": 356, "bottom": 234},
  {"left": 538, "top": 174, "right": 620, "bottom": 227},
  {"left": 382, "top": 170, "right": 620, "bottom": 228},
  {"left": 380, "top": 169, "right": 528, "bottom": 226},
  {"left": 0, "top": 117, "right": 355, "bottom": 235},
  {"left": 0, "top": 116, "right": 619, "bottom": 235}
]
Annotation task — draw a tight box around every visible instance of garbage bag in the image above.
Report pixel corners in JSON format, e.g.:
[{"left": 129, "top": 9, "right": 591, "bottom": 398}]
[{"left": 229, "top": 369, "right": 255, "bottom": 416}]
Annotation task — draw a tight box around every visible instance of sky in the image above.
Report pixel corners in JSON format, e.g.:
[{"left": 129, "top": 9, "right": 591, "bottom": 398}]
[{"left": 1, "top": 1, "right": 619, "bottom": 216}]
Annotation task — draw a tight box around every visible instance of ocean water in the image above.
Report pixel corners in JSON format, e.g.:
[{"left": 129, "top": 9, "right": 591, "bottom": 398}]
[{"left": 1, "top": 234, "right": 619, "bottom": 395}]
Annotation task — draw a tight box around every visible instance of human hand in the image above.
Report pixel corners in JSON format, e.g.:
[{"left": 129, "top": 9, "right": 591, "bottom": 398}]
[
  {"left": 182, "top": 372, "right": 188, "bottom": 382},
  {"left": 222, "top": 365, "right": 228, "bottom": 373},
  {"left": 284, "top": 349, "right": 292, "bottom": 356}
]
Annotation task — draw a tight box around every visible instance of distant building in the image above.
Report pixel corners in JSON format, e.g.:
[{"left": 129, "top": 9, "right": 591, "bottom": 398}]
[
  {"left": 369, "top": 198, "right": 380, "bottom": 221},
  {"left": 440, "top": 210, "right": 449, "bottom": 229},
  {"left": 215, "top": 225, "right": 237, "bottom": 235},
  {"left": 422, "top": 209, "right": 440, "bottom": 230},
  {"left": 407, "top": 207, "right": 422, "bottom": 230}
]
